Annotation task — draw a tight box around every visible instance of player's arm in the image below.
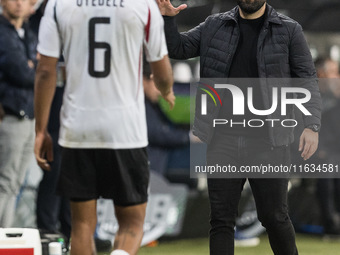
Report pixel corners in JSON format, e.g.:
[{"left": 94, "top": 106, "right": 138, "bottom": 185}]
[
  {"left": 34, "top": 55, "right": 59, "bottom": 170},
  {"left": 34, "top": 0, "right": 61, "bottom": 170},
  {"left": 150, "top": 55, "right": 175, "bottom": 109}
]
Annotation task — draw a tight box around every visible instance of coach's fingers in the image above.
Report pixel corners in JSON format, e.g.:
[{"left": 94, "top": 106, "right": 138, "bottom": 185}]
[
  {"left": 303, "top": 141, "right": 318, "bottom": 161},
  {"left": 306, "top": 143, "right": 318, "bottom": 160},
  {"left": 298, "top": 134, "right": 304, "bottom": 152},
  {"left": 175, "top": 4, "right": 187, "bottom": 14},
  {"left": 156, "top": 0, "right": 187, "bottom": 16},
  {"left": 301, "top": 143, "right": 311, "bottom": 160},
  {"left": 299, "top": 128, "right": 319, "bottom": 160}
]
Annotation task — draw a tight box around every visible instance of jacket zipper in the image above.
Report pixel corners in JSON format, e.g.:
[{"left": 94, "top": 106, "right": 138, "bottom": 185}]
[{"left": 257, "top": 26, "right": 276, "bottom": 146}]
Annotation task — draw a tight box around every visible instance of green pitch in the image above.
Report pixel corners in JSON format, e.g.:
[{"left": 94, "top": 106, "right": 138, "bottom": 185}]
[{"left": 98, "top": 234, "right": 340, "bottom": 255}]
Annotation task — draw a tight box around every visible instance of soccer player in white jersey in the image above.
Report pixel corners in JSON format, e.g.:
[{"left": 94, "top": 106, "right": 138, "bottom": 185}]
[{"left": 34, "top": 0, "right": 174, "bottom": 254}]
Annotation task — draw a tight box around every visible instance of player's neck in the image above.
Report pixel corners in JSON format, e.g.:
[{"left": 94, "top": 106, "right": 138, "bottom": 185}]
[{"left": 239, "top": 4, "right": 266, "bottom": 20}]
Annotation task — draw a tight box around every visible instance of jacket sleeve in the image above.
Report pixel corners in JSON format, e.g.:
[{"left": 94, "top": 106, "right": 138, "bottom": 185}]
[
  {"left": 289, "top": 23, "right": 321, "bottom": 127},
  {"left": 163, "top": 16, "right": 202, "bottom": 60},
  {"left": 0, "top": 36, "right": 35, "bottom": 89}
]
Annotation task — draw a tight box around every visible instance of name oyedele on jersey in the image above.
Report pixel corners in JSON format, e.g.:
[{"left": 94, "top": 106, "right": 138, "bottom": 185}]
[{"left": 76, "top": 0, "right": 125, "bottom": 7}]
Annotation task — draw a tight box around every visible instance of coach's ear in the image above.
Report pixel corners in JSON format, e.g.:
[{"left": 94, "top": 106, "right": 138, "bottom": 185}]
[{"left": 149, "top": 55, "right": 175, "bottom": 109}]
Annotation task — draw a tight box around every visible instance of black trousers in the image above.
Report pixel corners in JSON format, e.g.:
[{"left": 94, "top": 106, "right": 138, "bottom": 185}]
[
  {"left": 207, "top": 135, "right": 298, "bottom": 255},
  {"left": 317, "top": 178, "right": 340, "bottom": 232}
]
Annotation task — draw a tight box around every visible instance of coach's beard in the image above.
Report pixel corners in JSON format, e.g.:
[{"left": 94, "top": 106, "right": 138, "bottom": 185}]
[{"left": 237, "top": 0, "right": 266, "bottom": 14}]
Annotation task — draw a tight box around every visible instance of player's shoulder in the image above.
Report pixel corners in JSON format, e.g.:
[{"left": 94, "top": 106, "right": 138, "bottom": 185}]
[
  {"left": 276, "top": 12, "right": 299, "bottom": 26},
  {"left": 129, "top": 0, "right": 158, "bottom": 12},
  {"left": 126, "top": 0, "right": 162, "bottom": 23}
]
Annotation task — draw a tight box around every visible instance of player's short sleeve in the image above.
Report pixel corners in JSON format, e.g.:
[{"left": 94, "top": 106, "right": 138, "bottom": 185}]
[
  {"left": 143, "top": 0, "right": 168, "bottom": 63},
  {"left": 37, "top": 0, "right": 61, "bottom": 58}
]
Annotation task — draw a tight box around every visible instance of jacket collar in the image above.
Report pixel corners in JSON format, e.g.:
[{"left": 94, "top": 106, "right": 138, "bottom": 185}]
[
  {"left": 0, "top": 15, "right": 12, "bottom": 27},
  {"left": 0, "top": 14, "right": 28, "bottom": 30},
  {"left": 219, "top": 4, "right": 282, "bottom": 26}
]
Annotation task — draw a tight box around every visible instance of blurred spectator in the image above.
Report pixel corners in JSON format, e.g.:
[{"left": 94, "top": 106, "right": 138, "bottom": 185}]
[
  {"left": 0, "top": 0, "right": 37, "bottom": 227},
  {"left": 315, "top": 57, "right": 340, "bottom": 237},
  {"left": 315, "top": 57, "right": 339, "bottom": 112},
  {"left": 144, "top": 62, "right": 191, "bottom": 176},
  {"left": 28, "top": 0, "right": 45, "bottom": 35},
  {"left": 26, "top": 0, "right": 38, "bottom": 18}
]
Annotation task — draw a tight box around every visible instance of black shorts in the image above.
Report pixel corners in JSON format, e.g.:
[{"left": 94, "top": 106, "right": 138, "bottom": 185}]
[{"left": 57, "top": 147, "right": 149, "bottom": 206}]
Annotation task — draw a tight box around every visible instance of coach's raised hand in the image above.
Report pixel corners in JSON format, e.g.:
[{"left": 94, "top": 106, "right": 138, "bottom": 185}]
[{"left": 156, "top": 0, "right": 187, "bottom": 16}]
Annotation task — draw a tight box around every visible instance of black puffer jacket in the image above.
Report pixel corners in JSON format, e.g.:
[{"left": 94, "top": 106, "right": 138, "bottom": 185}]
[
  {"left": 0, "top": 15, "right": 37, "bottom": 119},
  {"left": 164, "top": 4, "right": 321, "bottom": 146}
]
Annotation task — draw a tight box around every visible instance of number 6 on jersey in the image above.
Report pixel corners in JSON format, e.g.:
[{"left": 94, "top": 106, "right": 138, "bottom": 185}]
[{"left": 88, "top": 17, "right": 111, "bottom": 78}]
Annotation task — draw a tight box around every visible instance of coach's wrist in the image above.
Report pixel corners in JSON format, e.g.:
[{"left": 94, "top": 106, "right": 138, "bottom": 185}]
[{"left": 306, "top": 124, "right": 320, "bottom": 133}]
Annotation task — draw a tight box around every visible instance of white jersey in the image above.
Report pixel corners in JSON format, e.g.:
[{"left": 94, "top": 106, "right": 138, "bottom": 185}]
[{"left": 38, "top": 0, "right": 167, "bottom": 149}]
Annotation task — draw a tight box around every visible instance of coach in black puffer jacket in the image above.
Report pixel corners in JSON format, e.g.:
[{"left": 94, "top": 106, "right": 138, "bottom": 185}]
[
  {"left": 0, "top": 15, "right": 37, "bottom": 119},
  {"left": 159, "top": 2, "right": 321, "bottom": 255},
  {"left": 164, "top": 4, "right": 321, "bottom": 146}
]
